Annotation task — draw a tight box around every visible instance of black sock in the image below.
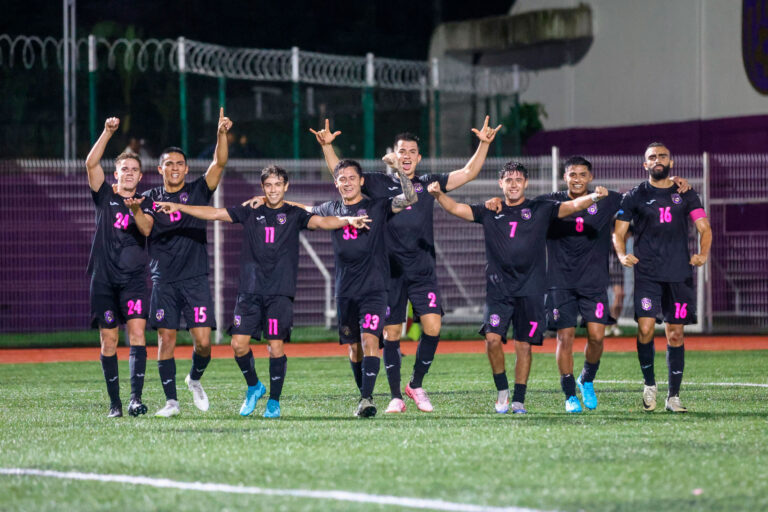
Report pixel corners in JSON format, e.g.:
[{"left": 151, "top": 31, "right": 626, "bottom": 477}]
[
  {"left": 269, "top": 355, "right": 287, "bottom": 401},
  {"left": 512, "top": 383, "right": 527, "bottom": 404},
  {"left": 637, "top": 338, "right": 656, "bottom": 386},
  {"left": 410, "top": 333, "right": 439, "bottom": 389},
  {"left": 189, "top": 351, "right": 211, "bottom": 381},
  {"left": 580, "top": 360, "right": 600, "bottom": 383},
  {"left": 350, "top": 359, "right": 363, "bottom": 393},
  {"left": 158, "top": 358, "right": 177, "bottom": 401},
  {"left": 383, "top": 340, "right": 403, "bottom": 399},
  {"left": 234, "top": 350, "right": 259, "bottom": 387},
  {"left": 128, "top": 346, "right": 147, "bottom": 401},
  {"left": 100, "top": 354, "right": 121, "bottom": 407},
  {"left": 561, "top": 373, "right": 576, "bottom": 398},
  {"left": 667, "top": 345, "right": 685, "bottom": 397},
  {"left": 361, "top": 356, "right": 380, "bottom": 399},
  {"left": 493, "top": 372, "right": 509, "bottom": 391}
]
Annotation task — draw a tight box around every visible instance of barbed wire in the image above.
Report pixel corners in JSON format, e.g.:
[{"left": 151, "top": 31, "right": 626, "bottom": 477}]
[{"left": 0, "top": 34, "right": 528, "bottom": 95}]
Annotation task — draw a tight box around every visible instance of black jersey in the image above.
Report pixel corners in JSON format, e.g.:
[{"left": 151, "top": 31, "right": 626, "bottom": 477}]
[
  {"left": 87, "top": 182, "right": 149, "bottom": 284},
  {"left": 362, "top": 172, "right": 449, "bottom": 274},
  {"left": 312, "top": 197, "right": 391, "bottom": 298},
  {"left": 226, "top": 203, "right": 313, "bottom": 296},
  {"left": 471, "top": 197, "right": 560, "bottom": 298},
  {"left": 544, "top": 190, "right": 622, "bottom": 290},
  {"left": 143, "top": 176, "right": 214, "bottom": 283},
  {"left": 617, "top": 181, "right": 704, "bottom": 282}
]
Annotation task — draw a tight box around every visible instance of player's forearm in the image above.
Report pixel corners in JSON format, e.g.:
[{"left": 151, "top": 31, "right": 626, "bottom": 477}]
[
  {"left": 85, "top": 129, "right": 113, "bottom": 169},
  {"left": 559, "top": 193, "right": 600, "bottom": 218},
  {"left": 612, "top": 222, "right": 629, "bottom": 257},
  {"left": 435, "top": 192, "right": 473, "bottom": 221},
  {"left": 205, "top": 132, "right": 229, "bottom": 189},
  {"left": 178, "top": 204, "right": 232, "bottom": 222},
  {"left": 445, "top": 140, "right": 490, "bottom": 191},
  {"left": 132, "top": 210, "right": 153, "bottom": 237},
  {"left": 396, "top": 170, "right": 417, "bottom": 206},
  {"left": 311, "top": 215, "right": 349, "bottom": 231},
  {"left": 321, "top": 144, "right": 340, "bottom": 175},
  {"left": 285, "top": 200, "right": 311, "bottom": 212},
  {"left": 697, "top": 222, "right": 712, "bottom": 259}
]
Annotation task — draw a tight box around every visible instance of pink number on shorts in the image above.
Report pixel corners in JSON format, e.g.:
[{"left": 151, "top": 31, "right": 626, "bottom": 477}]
[
  {"left": 127, "top": 299, "right": 142, "bottom": 316},
  {"left": 528, "top": 321, "right": 538, "bottom": 338},
  {"left": 674, "top": 302, "right": 688, "bottom": 319},
  {"left": 194, "top": 306, "right": 207, "bottom": 323},
  {"left": 268, "top": 318, "right": 278, "bottom": 335},
  {"left": 595, "top": 303, "right": 604, "bottom": 319},
  {"left": 428, "top": 292, "right": 437, "bottom": 308}
]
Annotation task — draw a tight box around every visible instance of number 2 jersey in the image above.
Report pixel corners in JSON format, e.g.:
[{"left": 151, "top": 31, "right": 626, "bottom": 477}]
[
  {"left": 616, "top": 181, "right": 705, "bottom": 282},
  {"left": 87, "top": 182, "right": 150, "bottom": 285}
]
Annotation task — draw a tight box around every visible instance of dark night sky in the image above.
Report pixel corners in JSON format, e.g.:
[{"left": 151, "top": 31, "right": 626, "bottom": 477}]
[{"left": 3, "top": 0, "right": 514, "bottom": 59}]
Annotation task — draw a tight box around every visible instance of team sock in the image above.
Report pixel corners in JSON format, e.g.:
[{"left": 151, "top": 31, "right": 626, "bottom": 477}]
[
  {"left": 561, "top": 373, "right": 576, "bottom": 398},
  {"left": 189, "top": 352, "right": 211, "bottom": 381},
  {"left": 349, "top": 359, "right": 363, "bottom": 393},
  {"left": 637, "top": 338, "right": 656, "bottom": 386},
  {"left": 383, "top": 340, "right": 403, "bottom": 399},
  {"left": 234, "top": 350, "right": 259, "bottom": 387},
  {"left": 409, "top": 333, "right": 439, "bottom": 389},
  {"left": 128, "top": 345, "right": 147, "bottom": 401},
  {"left": 361, "top": 356, "right": 380, "bottom": 399},
  {"left": 157, "top": 358, "right": 177, "bottom": 401},
  {"left": 667, "top": 344, "right": 685, "bottom": 397},
  {"left": 100, "top": 353, "right": 121, "bottom": 407},
  {"left": 580, "top": 360, "right": 600, "bottom": 383},
  {"left": 269, "top": 355, "right": 287, "bottom": 401},
  {"left": 493, "top": 371, "right": 509, "bottom": 392},
  {"left": 512, "top": 383, "right": 527, "bottom": 404}
]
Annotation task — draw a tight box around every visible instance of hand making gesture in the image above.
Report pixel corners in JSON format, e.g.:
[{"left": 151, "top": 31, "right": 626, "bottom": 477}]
[
  {"left": 309, "top": 119, "right": 341, "bottom": 146},
  {"left": 471, "top": 115, "right": 502, "bottom": 144}
]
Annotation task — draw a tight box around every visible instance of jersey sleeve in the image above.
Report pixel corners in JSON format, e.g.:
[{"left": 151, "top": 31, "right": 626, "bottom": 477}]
[
  {"left": 616, "top": 191, "right": 635, "bottom": 222},
  {"left": 193, "top": 176, "right": 215, "bottom": 204},
  {"left": 469, "top": 203, "right": 486, "bottom": 224},
  {"left": 91, "top": 181, "right": 111, "bottom": 205},
  {"left": 361, "top": 172, "right": 393, "bottom": 199},
  {"left": 141, "top": 189, "right": 158, "bottom": 218},
  {"left": 427, "top": 173, "right": 450, "bottom": 193},
  {"left": 226, "top": 205, "right": 251, "bottom": 224},
  {"left": 295, "top": 207, "right": 314, "bottom": 230},
  {"left": 684, "top": 190, "right": 706, "bottom": 221},
  {"left": 311, "top": 200, "right": 334, "bottom": 217}
]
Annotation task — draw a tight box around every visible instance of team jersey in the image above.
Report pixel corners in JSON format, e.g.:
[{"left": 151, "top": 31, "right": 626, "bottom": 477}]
[
  {"left": 143, "top": 176, "right": 214, "bottom": 283},
  {"left": 87, "top": 181, "right": 149, "bottom": 284},
  {"left": 471, "top": 197, "right": 560, "bottom": 298},
  {"left": 616, "top": 181, "right": 705, "bottom": 282},
  {"left": 312, "top": 197, "right": 391, "bottom": 298},
  {"left": 226, "top": 203, "right": 313, "bottom": 296},
  {"left": 543, "top": 190, "right": 623, "bottom": 290},
  {"left": 362, "top": 172, "right": 449, "bottom": 274}
]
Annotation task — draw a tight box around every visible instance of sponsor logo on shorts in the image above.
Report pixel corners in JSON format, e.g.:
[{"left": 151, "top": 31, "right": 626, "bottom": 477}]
[
  {"left": 234, "top": 315, "right": 241, "bottom": 327},
  {"left": 489, "top": 314, "right": 500, "bottom": 327},
  {"left": 277, "top": 213, "right": 287, "bottom": 224},
  {"left": 414, "top": 183, "right": 424, "bottom": 193},
  {"left": 357, "top": 209, "right": 367, "bottom": 217},
  {"left": 553, "top": 308, "right": 560, "bottom": 321},
  {"left": 156, "top": 309, "right": 165, "bottom": 321},
  {"left": 104, "top": 310, "right": 115, "bottom": 323},
  {"left": 641, "top": 298, "right": 652, "bottom": 311},
  {"left": 587, "top": 203, "right": 598, "bottom": 215},
  {"left": 671, "top": 193, "right": 682, "bottom": 204},
  {"left": 342, "top": 326, "right": 351, "bottom": 336},
  {"left": 521, "top": 208, "right": 532, "bottom": 220},
  {"left": 179, "top": 192, "right": 189, "bottom": 204}
]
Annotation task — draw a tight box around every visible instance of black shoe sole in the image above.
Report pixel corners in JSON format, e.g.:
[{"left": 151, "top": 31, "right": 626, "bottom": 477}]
[
  {"left": 128, "top": 403, "right": 148, "bottom": 417},
  {"left": 359, "top": 406, "right": 377, "bottom": 418}
]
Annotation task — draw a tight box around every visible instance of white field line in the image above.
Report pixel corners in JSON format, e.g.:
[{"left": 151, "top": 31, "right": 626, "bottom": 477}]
[
  {"left": 595, "top": 379, "right": 768, "bottom": 388},
  {"left": 0, "top": 468, "right": 553, "bottom": 512}
]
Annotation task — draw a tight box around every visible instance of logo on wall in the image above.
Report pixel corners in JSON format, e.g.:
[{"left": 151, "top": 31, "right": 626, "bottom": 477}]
[{"left": 743, "top": 0, "right": 768, "bottom": 95}]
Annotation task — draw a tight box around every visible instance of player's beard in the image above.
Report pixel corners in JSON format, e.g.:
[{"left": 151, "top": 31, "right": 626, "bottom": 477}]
[{"left": 649, "top": 163, "right": 671, "bottom": 180}]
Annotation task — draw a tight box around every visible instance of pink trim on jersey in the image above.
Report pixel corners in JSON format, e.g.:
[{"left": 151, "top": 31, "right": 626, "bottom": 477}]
[{"left": 689, "top": 208, "right": 707, "bottom": 221}]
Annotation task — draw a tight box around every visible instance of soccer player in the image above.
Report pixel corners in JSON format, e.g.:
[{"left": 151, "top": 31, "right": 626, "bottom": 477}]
[
  {"left": 613, "top": 142, "right": 711, "bottom": 413},
  {"left": 156, "top": 166, "right": 370, "bottom": 418},
  {"left": 136, "top": 108, "right": 233, "bottom": 417},
  {"left": 85, "top": 117, "right": 152, "bottom": 418},
  {"left": 310, "top": 117, "right": 501, "bottom": 414},
  {"left": 311, "top": 156, "right": 417, "bottom": 417},
  {"left": 429, "top": 162, "right": 608, "bottom": 414}
]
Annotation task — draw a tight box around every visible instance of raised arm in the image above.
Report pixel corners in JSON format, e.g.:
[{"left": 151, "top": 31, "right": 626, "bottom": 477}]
[
  {"left": 557, "top": 186, "right": 608, "bottom": 218},
  {"left": 124, "top": 197, "right": 154, "bottom": 236},
  {"left": 612, "top": 219, "right": 638, "bottom": 268},
  {"left": 156, "top": 202, "right": 233, "bottom": 223},
  {"left": 309, "top": 118, "right": 341, "bottom": 177},
  {"left": 427, "top": 182, "right": 474, "bottom": 221},
  {"left": 690, "top": 217, "right": 712, "bottom": 266},
  {"left": 85, "top": 117, "right": 120, "bottom": 192},
  {"left": 308, "top": 214, "right": 372, "bottom": 231},
  {"left": 383, "top": 152, "right": 418, "bottom": 213},
  {"left": 444, "top": 116, "right": 502, "bottom": 192},
  {"left": 204, "top": 108, "right": 233, "bottom": 190}
]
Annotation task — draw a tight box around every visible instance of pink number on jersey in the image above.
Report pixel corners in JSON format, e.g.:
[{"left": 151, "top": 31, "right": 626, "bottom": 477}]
[
  {"left": 575, "top": 217, "right": 584, "bottom": 233},
  {"left": 342, "top": 225, "right": 358, "bottom": 240},
  {"left": 659, "top": 207, "right": 672, "bottom": 223},
  {"left": 509, "top": 221, "right": 518, "bottom": 238},
  {"left": 265, "top": 226, "right": 275, "bottom": 243},
  {"left": 169, "top": 211, "right": 182, "bottom": 222}
]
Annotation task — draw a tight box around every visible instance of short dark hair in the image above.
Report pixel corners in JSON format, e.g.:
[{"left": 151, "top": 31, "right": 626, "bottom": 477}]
[
  {"left": 393, "top": 132, "right": 420, "bottom": 151},
  {"left": 114, "top": 152, "right": 142, "bottom": 171},
  {"left": 645, "top": 142, "right": 671, "bottom": 157},
  {"left": 499, "top": 161, "right": 528, "bottom": 180},
  {"left": 333, "top": 159, "right": 363, "bottom": 179},
  {"left": 563, "top": 156, "right": 592, "bottom": 174},
  {"left": 260, "top": 165, "right": 289, "bottom": 184},
  {"left": 159, "top": 146, "right": 187, "bottom": 165}
]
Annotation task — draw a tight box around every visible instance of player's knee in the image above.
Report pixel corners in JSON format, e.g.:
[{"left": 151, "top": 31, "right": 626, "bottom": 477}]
[
  {"left": 485, "top": 334, "right": 503, "bottom": 351},
  {"left": 348, "top": 343, "right": 363, "bottom": 361},
  {"left": 421, "top": 314, "right": 441, "bottom": 336},
  {"left": 99, "top": 329, "right": 119, "bottom": 354},
  {"left": 514, "top": 340, "right": 532, "bottom": 355},
  {"left": 556, "top": 331, "right": 575, "bottom": 349},
  {"left": 126, "top": 325, "right": 146, "bottom": 346},
  {"left": 383, "top": 325, "right": 401, "bottom": 342},
  {"left": 230, "top": 337, "right": 249, "bottom": 356},
  {"left": 667, "top": 327, "right": 684, "bottom": 347},
  {"left": 267, "top": 340, "right": 285, "bottom": 358}
]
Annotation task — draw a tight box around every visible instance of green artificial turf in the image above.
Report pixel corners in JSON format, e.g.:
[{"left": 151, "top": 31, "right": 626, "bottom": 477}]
[{"left": 1, "top": 351, "right": 766, "bottom": 511}]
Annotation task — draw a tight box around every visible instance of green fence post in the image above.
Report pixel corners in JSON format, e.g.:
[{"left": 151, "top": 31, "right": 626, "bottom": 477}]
[
  {"left": 495, "top": 94, "right": 503, "bottom": 157},
  {"left": 218, "top": 75, "right": 226, "bottom": 111},
  {"left": 88, "top": 35, "right": 97, "bottom": 145},
  {"left": 292, "top": 47, "right": 301, "bottom": 160},
  {"left": 178, "top": 37, "right": 188, "bottom": 152},
  {"left": 363, "top": 53, "right": 375, "bottom": 160},
  {"left": 431, "top": 58, "right": 441, "bottom": 158}
]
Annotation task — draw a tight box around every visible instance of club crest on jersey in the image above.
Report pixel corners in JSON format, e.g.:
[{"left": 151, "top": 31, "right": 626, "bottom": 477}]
[
  {"left": 414, "top": 183, "right": 424, "bottom": 193},
  {"left": 277, "top": 213, "right": 287, "bottom": 224},
  {"left": 587, "top": 203, "right": 598, "bottom": 215},
  {"left": 234, "top": 315, "right": 241, "bottom": 327},
  {"left": 179, "top": 192, "right": 189, "bottom": 204},
  {"left": 489, "top": 314, "right": 500, "bottom": 327},
  {"left": 641, "top": 298, "right": 652, "bottom": 311},
  {"left": 357, "top": 209, "right": 367, "bottom": 217},
  {"left": 156, "top": 309, "right": 165, "bottom": 321},
  {"left": 552, "top": 309, "right": 560, "bottom": 321},
  {"left": 104, "top": 310, "right": 115, "bottom": 323},
  {"left": 521, "top": 208, "right": 532, "bottom": 220},
  {"left": 671, "top": 193, "right": 682, "bottom": 204}
]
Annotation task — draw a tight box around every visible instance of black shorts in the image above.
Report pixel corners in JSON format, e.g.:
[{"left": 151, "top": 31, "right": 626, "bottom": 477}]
[
  {"left": 385, "top": 265, "right": 443, "bottom": 325},
  {"left": 227, "top": 293, "right": 293, "bottom": 341},
  {"left": 149, "top": 276, "right": 216, "bottom": 330},
  {"left": 90, "top": 278, "right": 148, "bottom": 329},
  {"left": 337, "top": 294, "right": 388, "bottom": 344},
  {"left": 634, "top": 277, "right": 697, "bottom": 325},
  {"left": 479, "top": 294, "right": 545, "bottom": 345},
  {"left": 546, "top": 288, "right": 615, "bottom": 330}
]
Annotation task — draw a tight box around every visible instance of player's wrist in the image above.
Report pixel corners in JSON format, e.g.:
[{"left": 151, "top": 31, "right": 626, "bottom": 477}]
[{"left": 590, "top": 192, "right": 600, "bottom": 203}]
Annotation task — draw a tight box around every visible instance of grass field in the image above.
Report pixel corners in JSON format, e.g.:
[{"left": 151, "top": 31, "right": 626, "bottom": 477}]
[{"left": 1, "top": 350, "right": 767, "bottom": 511}]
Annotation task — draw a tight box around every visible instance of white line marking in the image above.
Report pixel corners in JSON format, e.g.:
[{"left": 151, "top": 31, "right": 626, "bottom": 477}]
[
  {"left": 0, "top": 468, "right": 552, "bottom": 512},
  {"left": 595, "top": 379, "right": 768, "bottom": 388}
]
